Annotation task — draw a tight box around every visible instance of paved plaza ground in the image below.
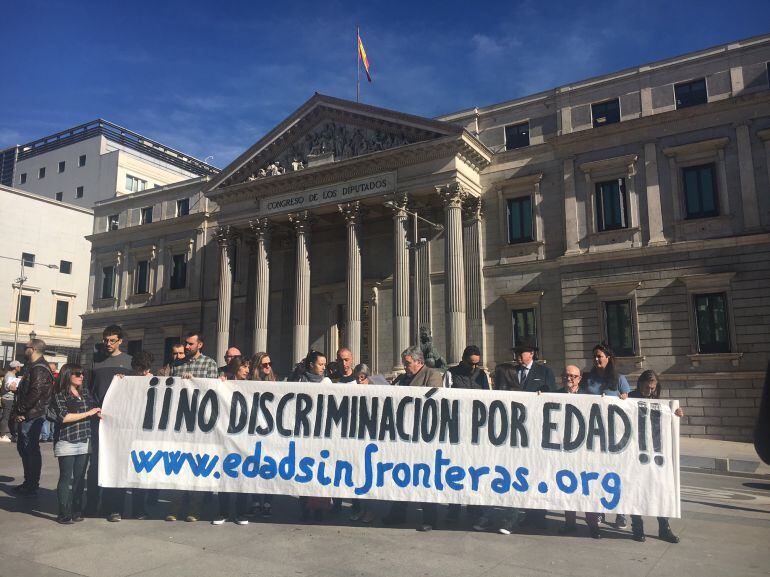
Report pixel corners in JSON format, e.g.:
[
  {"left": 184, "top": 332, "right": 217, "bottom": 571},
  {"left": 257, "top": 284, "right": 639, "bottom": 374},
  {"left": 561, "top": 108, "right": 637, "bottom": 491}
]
[{"left": 0, "top": 442, "right": 768, "bottom": 577}]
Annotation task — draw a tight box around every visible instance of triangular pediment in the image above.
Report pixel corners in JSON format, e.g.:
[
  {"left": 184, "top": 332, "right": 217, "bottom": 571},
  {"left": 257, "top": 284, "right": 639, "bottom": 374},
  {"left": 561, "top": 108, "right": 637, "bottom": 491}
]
[{"left": 210, "top": 94, "right": 461, "bottom": 189}]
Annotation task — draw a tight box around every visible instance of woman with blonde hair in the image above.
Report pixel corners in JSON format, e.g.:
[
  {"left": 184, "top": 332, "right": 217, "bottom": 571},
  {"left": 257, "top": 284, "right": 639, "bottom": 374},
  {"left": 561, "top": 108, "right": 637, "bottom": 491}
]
[{"left": 250, "top": 352, "right": 277, "bottom": 382}]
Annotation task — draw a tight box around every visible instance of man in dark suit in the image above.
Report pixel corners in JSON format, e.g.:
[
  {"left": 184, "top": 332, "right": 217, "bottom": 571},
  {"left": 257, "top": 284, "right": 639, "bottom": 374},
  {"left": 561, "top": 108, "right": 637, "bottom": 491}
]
[
  {"left": 490, "top": 337, "right": 556, "bottom": 534},
  {"left": 493, "top": 337, "right": 556, "bottom": 393}
]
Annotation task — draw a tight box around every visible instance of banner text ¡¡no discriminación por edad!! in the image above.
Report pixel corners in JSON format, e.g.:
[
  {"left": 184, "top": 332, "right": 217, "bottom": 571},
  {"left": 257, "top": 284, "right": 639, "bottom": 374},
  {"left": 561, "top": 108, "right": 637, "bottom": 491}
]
[{"left": 99, "top": 377, "right": 681, "bottom": 517}]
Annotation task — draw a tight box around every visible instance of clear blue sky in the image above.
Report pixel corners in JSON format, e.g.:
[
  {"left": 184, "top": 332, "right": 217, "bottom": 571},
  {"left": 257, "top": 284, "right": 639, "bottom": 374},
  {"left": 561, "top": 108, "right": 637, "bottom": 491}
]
[{"left": 3, "top": 0, "right": 768, "bottom": 167}]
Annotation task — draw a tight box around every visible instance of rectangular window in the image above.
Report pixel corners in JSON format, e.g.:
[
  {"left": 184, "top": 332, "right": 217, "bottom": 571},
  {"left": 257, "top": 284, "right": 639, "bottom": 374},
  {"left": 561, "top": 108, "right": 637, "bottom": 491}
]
[
  {"left": 604, "top": 300, "right": 635, "bottom": 357},
  {"left": 54, "top": 300, "right": 69, "bottom": 327},
  {"left": 59, "top": 260, "right": 72, "bottom": 274},
  {"left": 682, "top": 163, "right": 718, "bottom": 219},
  {"left": 108, "top": 214, "right": 119, "bottom": 231},
  {"left": 18, "top": 295, "right": 31, "bottom": 323},
  {"left": 78, "top": 154, "right": 86, "bottom": 167},
  {"left": 694, "top": 293, "right": 730, "bottom": 353},
  {"left": 38, "top": 167, "right": 46, "bottom": 179},
  {"left": 176, "top": 198, "right": 190, "bottom": 217},
  {"left": 675, "top": 78, "right": 707, "bottom": 109},
  {"left": 22, "top": 252, "right": 35, "bottom": 267},
  {"left": 140, "top": 206, "right": 153, "bottom": 224},
  {"left": 55, "top": 192, "right": 63, "bottom": 202},
  {"left": 163, "top": 336, "right": 179, "bottom": 367},
  {"left": 101, "top": 266, "right": 115, "bottom": 299},
  {"left": 76, "top": 186, "right": 84, "bottom": 198},
  {"left": 505, "top": 122, "right": 530, "bottom": 150},
  {"left": 20, "top": 173, "right": 27, "bottom": 184},
  {"left": 595, "top": 178, "right": 628, "bottom": 231},
  {"left": 506, "top": 196, "right": 534, "bottom": 244},
  {"left": 512, "top": 308, "right": 537, "bottom": 349},
  {"left": 127, "top": 340, "right": 143, "bottom": 357},
  {"left": 126, "top": 174, "right": 148, "bottom": 192},
  {"left": 592, "top": 98, "right": 620, "bottom": 127},
  {"left": 58, "top": 161, "right": 66, "bottom": 173},
  {"left": 135, "top": 260, "right": 150, "bottom": 294},
  {"left": 170, "top": 254, "right": 187, "bottom": 290}
]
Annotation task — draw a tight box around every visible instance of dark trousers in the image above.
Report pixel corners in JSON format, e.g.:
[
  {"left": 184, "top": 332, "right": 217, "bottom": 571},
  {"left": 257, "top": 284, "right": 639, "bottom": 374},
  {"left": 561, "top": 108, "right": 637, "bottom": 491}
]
[
  {"left": 85, "top": 423, "right": 124, "bottom": 515},
  {"left": 0, "top": 398, "right": 13, "bottom": 436},
  {"left": 217, "top": 492, "right": 249, "bottom": 519},
  {"left": 132, "top": 489, "right": 159, "bottom": 517},
  {"left": 57, "top": 454, "right": 89, "bottom": 518},
  {"left": 388, "top": 501, "right": 438, "bottom": 525},
  {"left": 631, "top": 515, "right": 670, "bottom": 533},
  {"left": 169, "top": 491, "right": 203, "bottom": 518},
  {"left": 17, "top": 417, "right": 44, "bottom": 488},
  {"left": 447, "top": 504, "right": 484, "bottom": 521}
]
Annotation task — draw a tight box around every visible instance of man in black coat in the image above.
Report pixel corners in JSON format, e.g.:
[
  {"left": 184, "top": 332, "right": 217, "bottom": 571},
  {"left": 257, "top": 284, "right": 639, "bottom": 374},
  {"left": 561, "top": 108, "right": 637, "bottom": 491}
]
[{"left": 491, "top": 337, "right": 556, "bottom": 534}]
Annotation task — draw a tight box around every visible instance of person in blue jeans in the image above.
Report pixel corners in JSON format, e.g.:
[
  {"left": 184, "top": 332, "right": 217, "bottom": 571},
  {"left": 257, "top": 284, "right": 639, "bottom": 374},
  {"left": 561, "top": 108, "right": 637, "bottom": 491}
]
[
  {"left": 12, "top": 339, "right": 55, "bottom": 496},
  {"left": 583, "top": 342, "right": 631, "bottom": 535}
]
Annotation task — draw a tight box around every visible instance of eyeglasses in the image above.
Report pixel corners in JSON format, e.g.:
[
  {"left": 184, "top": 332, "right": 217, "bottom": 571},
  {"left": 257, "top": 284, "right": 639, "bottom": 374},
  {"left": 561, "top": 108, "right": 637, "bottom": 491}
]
[
  {"left": 103, "top": 338, "right": 120, "bottom": 344},
  {"left": 72, "top": 371, "right": 84, "bottom": 377},
  {"left": 261, "top": 362, "right": 272, "bottom": 368},
  {"left": 562, "top": 374, "right": 581, "bottom": 380}
]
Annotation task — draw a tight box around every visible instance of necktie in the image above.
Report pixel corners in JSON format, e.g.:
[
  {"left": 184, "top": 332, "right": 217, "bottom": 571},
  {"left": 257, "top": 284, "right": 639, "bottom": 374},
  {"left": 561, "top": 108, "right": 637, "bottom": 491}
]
[{"left": 519, "top": 366, "right": 528, "bottom": 384}]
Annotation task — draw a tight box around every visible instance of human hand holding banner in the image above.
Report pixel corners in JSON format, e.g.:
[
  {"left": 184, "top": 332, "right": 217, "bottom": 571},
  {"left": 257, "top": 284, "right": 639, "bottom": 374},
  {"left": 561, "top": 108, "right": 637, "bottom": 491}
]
[{"left": 99, "top": 377, "right": 680, "bottom": 517}]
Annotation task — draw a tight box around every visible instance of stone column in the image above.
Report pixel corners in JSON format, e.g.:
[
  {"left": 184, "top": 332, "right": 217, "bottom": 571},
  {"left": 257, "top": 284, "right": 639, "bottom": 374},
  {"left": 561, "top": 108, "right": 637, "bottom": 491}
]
[
  {"left": 438, "top": 183, "right": 467, "bottom": 366},
  {"left": 563, "top": 158, "right": 581, "bottom": 255},
  {"left": 463, "top": 196, "right": 486, "bottom": 356},
  {"left": 289, "top": 211, "right": 311, "bottom": 365},
  {"left": 215, "top": 226, "right": 235, "bottom": 366},
  {"left": 248, "top": 218, "right": 271, "bottom": 355},
  {"left": 389, "top": 193, "right": 410, "bottom": 371},
  {"left": 644, "top": 142, "right": 666, "bottom": 245},
  {"left": 339, "top": 201, "right": 363, "bottom": 363},
  {"left": 735, "top": 124, "right": 760, "bottom": 230}
]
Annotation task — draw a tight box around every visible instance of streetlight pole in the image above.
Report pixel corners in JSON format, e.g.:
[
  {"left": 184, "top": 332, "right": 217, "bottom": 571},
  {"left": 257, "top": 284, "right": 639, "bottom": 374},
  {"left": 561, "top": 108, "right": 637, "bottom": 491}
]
[{"left": 0, "top": 255, "right": 59, "bottom": 365}]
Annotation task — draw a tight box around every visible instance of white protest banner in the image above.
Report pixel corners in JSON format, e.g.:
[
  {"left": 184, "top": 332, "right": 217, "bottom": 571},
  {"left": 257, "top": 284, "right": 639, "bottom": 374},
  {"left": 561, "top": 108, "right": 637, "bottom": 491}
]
[{"left": 99, "top": 377, "right": 681, "bottom": 517}]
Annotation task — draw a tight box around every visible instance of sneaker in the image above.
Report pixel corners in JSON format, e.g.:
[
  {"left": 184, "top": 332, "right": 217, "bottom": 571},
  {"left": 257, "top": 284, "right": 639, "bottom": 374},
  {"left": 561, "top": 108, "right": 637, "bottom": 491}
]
[
  {"left": 185, "top": 515, "right": 198, "bottom": 523},
  {"left": 107, "top": 513, "right": 121, "bottom": 523},
  {"left": 472, "top": 516, "right": 491, "bottom": 532},
  {"left": 659, "top": 526, "right": 680, "bottom": 544},
  {"left": 56, "top": 515, "right": 74, "bottom": 525},
  {"left": 0, "top": 435, "right": 11, "bottom": 443},
  {"left": 211, "top": 517, "right": 226, "bottom": 525},
  {"left": 234, "top": 517, "right": 249, "bottom": 526},
  {"left": 418, "top": 523, "right": 433, "bottom": 532},
  {"left": 165, "top": 514, "right": 177, "bottom": 522},
  {"left": 498, "top": 522, "right": 514, "bottom": 535},
  {"left": 261, "top": 502, "right": 272, "bottom": 518},
  {"left": 615, "top": 514, "right": 627, "bottom": 529}
]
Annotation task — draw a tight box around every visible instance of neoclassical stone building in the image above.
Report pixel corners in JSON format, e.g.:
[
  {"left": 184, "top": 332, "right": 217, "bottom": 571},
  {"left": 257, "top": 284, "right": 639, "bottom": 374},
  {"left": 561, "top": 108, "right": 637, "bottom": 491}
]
[{"left": 82, "top": 34, "right": 770, "bottom": 440}]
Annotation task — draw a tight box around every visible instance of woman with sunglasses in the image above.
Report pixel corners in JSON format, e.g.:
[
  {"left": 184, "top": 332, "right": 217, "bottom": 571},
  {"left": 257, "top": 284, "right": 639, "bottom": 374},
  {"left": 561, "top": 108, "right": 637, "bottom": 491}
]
[
  {"left": 247, "top": 352, "right": 277, "bottom": 518},
  {"left": 48, "top": 364, "right": 101, "bottom": 524}
]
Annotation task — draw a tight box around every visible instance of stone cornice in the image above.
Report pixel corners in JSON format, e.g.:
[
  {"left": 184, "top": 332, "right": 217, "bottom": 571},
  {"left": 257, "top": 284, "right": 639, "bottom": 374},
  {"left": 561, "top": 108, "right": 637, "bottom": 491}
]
[
  {"left": 579, "top": 154, "right": 638, "bottom": 175},
  {"left": 87, "top": 212, "right": 209, "bottom": 245},
  {"left": 493, "top": 172, "right": 543, "bottom": 192},
  {"left": 207, "top": 133, "right": 490, "bottom": 206},
  {"left": 662, "top": 137, "right": 729, "bottom": 158}
]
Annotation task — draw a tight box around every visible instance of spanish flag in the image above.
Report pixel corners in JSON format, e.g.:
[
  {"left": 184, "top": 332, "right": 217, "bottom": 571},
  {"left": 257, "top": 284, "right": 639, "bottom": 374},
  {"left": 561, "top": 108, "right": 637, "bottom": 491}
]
[{"left": 358, "top": 31, "right": 371, "bottom": 82}]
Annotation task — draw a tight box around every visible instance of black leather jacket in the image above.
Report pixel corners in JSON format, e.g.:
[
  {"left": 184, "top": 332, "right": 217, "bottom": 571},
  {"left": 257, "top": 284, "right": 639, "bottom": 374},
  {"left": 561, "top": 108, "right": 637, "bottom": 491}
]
[{"left": 13, "top": 358, "right": 54, "bottom": 420}]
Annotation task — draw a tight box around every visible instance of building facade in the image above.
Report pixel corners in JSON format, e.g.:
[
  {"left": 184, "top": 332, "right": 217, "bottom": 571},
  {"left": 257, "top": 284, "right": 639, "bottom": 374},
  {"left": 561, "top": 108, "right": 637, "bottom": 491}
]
[
  {"left": 1, "top": 119, "right": 219, "bottom": 207},
  {"left": 1, "top": 185, "right": 93, "bottom": 366},
  {"left": 82, "top": 34, "right": 770, "bottom": 441}
]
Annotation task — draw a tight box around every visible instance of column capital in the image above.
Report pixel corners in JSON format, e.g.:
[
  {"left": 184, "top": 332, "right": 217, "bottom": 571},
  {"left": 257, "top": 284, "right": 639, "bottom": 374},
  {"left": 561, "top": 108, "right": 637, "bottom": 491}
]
[
  {"left": 338, "top": 201, "right": 364, "bottom": 225},
  {"left": 462, "top": 196, "right": 483, "bottom": 222},
  {"left": 386, "top": 192, "right": 409, "bottom": 217},
  {"left": 215, "top": 225, "right": 238, "bottom": 248},
  {"left": 437, "top": 182, "right": 467, "bottom": 209},
  {"left": 248, "top": 217, "right": 271, "bottom": 241},
  {"left": 288, "top": 210, "right": 312, "bottom": 234}
]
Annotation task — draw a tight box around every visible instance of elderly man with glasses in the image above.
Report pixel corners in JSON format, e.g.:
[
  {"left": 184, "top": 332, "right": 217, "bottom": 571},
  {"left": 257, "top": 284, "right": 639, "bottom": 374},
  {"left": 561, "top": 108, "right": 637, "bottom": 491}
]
[{"left": 557, "top": 365, "right": 584, "bottom": 534}]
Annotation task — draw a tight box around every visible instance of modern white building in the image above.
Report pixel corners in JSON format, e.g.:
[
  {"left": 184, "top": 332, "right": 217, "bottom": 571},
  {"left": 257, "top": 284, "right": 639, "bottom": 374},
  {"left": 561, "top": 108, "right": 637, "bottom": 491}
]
[
  {"left": 0, "top": 119, "right": 219, "bottom": 208},
  {"left": 0, "top": 185, "right": 93, "bottom": 366}
]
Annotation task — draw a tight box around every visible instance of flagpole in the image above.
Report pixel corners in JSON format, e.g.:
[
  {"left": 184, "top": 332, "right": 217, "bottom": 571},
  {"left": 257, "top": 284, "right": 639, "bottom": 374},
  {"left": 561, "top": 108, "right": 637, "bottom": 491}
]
[{"left": 356, "top": 25, "right": 360, "bottom": 103}]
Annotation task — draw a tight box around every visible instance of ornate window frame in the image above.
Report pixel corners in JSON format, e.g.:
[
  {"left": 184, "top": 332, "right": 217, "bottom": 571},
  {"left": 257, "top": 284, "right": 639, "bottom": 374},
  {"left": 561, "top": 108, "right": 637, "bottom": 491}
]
[
  {"left": 502, "top": 290, "right": 545, "bottom": 358},
  {"left": 663, "top": 137, "right": 731, "bottom": 240},
  {"left": 590, "top": 280, "right": 644, "bottom": 368},
  {"left": 678, "top": 272, "right": 742, "bottom": 367},
  {"left": 495, "top": 173, "right": 544, "bottom": 264},
  {"left": 579, "top": 154, "right": 641, "bottom": 253}
]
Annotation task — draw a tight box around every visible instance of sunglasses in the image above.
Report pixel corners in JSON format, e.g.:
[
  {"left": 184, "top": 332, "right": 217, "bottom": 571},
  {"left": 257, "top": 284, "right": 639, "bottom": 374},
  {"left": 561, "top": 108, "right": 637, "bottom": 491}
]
[
  {"left": 261, "top": 362, "right": 272, "bottom": 368},
  {"left": 72, "top": 371, "right": 84, "bottom": 377}
]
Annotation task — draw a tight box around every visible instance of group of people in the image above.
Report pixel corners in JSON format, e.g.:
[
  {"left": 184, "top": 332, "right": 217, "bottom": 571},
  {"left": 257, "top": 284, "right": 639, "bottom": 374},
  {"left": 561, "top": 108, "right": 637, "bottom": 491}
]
[{"left": 3, "top": 324, "right": 682, "bottom": 543}]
